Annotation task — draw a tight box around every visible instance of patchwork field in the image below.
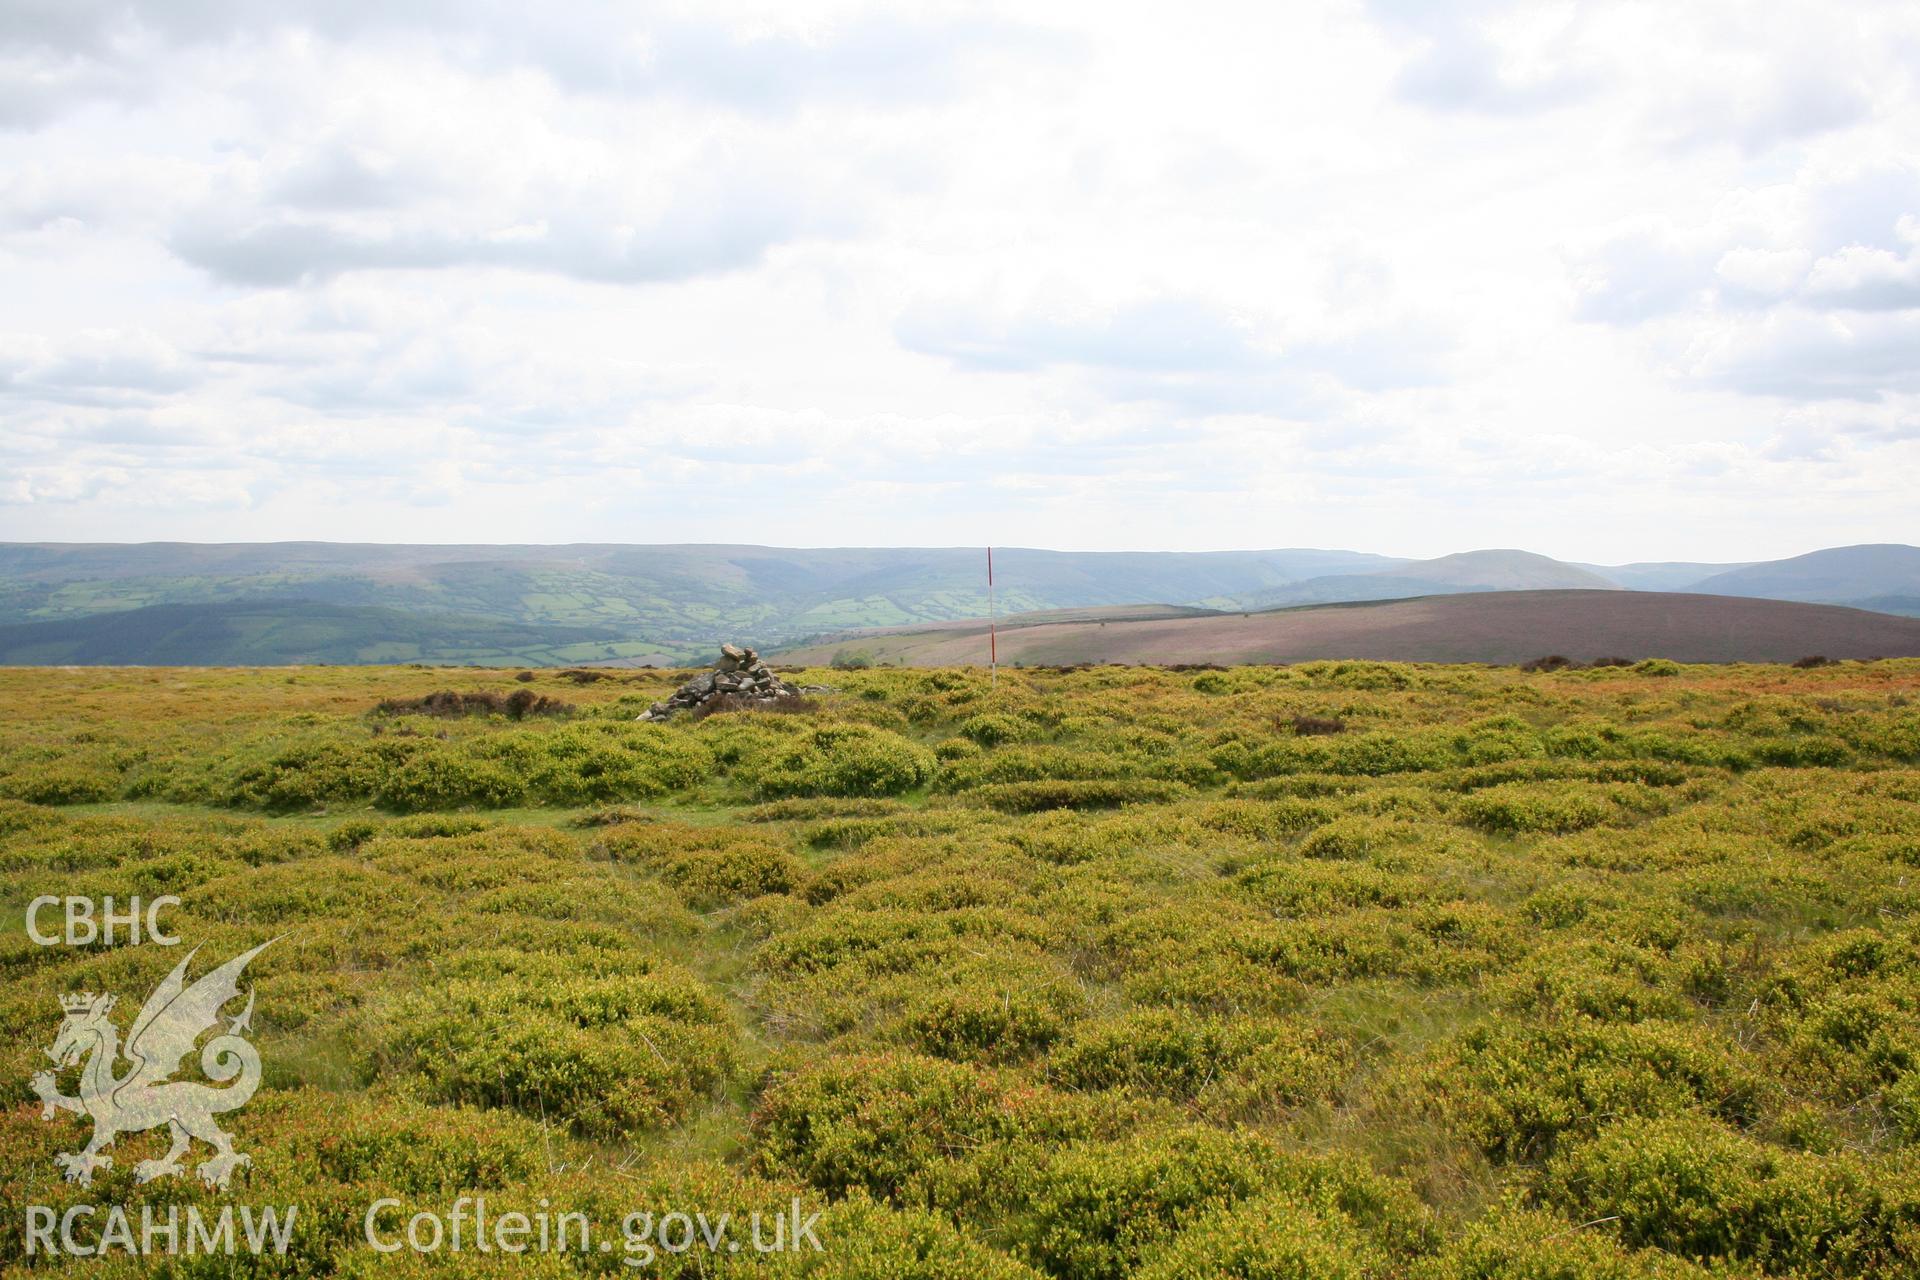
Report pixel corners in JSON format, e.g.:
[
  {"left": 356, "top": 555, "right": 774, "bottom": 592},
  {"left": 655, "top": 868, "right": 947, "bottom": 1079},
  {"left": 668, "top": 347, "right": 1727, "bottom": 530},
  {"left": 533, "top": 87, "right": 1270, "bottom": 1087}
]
[{"left": 3, "top": 658, "right": 1919, "bottom": 1276}]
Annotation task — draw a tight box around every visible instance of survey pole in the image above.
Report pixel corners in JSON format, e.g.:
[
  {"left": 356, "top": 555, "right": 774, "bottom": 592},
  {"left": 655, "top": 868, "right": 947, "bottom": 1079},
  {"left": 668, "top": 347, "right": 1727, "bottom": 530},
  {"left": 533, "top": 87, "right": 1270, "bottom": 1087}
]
[{"left": 988, "top": 546, "right": 997, "bottom": 688}]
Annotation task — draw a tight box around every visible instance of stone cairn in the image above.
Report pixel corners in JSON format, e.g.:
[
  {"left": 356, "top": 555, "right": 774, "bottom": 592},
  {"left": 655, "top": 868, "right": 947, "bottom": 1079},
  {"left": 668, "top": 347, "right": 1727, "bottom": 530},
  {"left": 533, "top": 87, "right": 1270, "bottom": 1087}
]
[{"left": 638, "top": 644, "right": 806, "bottom": 721}]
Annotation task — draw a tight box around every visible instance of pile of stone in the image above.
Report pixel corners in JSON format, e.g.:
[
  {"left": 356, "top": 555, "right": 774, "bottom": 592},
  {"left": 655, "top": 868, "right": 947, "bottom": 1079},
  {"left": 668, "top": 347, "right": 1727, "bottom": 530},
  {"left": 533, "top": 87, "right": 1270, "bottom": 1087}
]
[{"left": 638, "top": 644, "right": 807, "bottom": 721}]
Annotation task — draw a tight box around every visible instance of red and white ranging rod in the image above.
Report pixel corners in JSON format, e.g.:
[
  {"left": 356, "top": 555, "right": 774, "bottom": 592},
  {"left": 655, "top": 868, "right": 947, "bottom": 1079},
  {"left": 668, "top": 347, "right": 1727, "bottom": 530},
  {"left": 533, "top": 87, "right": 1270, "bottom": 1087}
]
[{"left": 987, "top": 546, "right": 997, "bottom": 687}]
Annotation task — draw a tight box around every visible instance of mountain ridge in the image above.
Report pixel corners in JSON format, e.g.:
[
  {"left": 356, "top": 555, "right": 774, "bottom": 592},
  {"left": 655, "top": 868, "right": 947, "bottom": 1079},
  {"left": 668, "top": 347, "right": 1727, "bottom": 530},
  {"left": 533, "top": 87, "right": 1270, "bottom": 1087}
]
[
  {"left": 1688, "top": 544, "right": 1920, "bottom": 603},
  {"left": 1, "top": 540, "right": 1915, "bottom": 665}
]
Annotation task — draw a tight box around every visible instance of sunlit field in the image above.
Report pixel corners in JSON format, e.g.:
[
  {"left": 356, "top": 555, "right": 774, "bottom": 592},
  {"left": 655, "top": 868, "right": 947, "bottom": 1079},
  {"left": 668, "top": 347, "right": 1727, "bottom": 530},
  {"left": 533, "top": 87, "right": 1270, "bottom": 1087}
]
[{"left": 4, "top": 658, "right": 1919, "bottom": 1277}]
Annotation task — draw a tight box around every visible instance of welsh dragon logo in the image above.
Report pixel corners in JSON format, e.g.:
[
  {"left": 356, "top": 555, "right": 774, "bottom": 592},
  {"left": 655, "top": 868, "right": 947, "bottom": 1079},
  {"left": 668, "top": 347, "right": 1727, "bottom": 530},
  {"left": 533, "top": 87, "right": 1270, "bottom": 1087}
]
[{"left": 30, "top": 940, "right": 274, "bottom": 1189}]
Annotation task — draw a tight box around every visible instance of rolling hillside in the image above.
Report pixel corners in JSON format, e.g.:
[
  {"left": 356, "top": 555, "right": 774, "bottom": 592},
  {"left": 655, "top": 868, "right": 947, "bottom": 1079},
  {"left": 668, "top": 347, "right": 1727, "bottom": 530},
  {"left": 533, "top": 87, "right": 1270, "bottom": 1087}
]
[
  {"left": 3, "top": 541, "right": 1918, "bottom": 665},
  {"left": 1239, "top": 549, "right": 1625, "bottom": 609},
  {"left": 779, "top": 590, "right": 1920, "bottom": 667},
  {"left": 1574, "top": 559, "right": 1751, "bottom": 591},
  {"left": 0, "top": 543, "right": 1400, "bottom": 663},
  {"left": 0, "top": 602, "right": 673, "bottom": 667},
  {"left": 1689, "top": 544, "right": 1920, "bottom": 607}
]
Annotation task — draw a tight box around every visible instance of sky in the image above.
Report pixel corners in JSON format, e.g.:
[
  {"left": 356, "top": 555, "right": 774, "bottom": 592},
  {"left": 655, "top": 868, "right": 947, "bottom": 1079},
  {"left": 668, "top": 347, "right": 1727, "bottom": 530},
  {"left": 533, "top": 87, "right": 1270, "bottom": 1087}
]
[{"left": 1, "top": 1, "right": 1917, "bottom": 563}]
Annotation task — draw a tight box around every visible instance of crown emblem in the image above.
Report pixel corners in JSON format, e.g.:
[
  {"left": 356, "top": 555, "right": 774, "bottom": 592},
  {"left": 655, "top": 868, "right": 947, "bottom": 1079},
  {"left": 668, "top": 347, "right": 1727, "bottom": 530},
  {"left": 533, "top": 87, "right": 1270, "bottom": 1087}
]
[{"left": 59, "top": 992, "right": 111, "bottom": 1015}]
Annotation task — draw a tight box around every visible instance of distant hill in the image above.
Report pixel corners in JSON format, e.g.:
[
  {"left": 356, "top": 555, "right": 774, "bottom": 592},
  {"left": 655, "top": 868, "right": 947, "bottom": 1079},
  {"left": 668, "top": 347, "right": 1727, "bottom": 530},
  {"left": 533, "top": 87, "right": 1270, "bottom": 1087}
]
[
  {"left": 0, "top": 543, "right": 1400, "bottom": 664},
  {"left": 0, "top": 602, "right": 669, "bottom": 667},
  {"left": 1577, "top": 560, "right": 1751, "bottom": 591},
  {"left": 1688, "top": 544, "right": 1920, "bottom": 607},
  {"left": 2, "top": 540, "right": 1916, "bottom": 666},
  {"left": 1850, "top": 596, "right": 1920, "bottom": 618},
  {"left": 779, "top": 591, "right": 1920, "bottom": 667},
  {"left": 1238, "top": 549, "right": 1619, "bottom": 609},
  {"left": 1393, "top": 550, "right": 1620, "bottom": 590}
]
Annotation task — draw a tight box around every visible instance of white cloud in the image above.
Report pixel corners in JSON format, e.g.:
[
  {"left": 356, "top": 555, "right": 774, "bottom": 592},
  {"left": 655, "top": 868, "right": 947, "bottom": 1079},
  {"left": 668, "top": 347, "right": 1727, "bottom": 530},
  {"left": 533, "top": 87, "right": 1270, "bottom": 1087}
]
[
  {"left": 1685, "top": 311, "right": 1920, "bottom": 401},
  {"left": 1714, "top": 247, "right": 1812, "bottom": 303},
  {"left": 1567, "top": 158, "right": 1920, "bottom": 402},
  {"left": 169, "top": 197, "right": 818, "bottom": 287},
  {"left": 1803, "top": 232, "right": 1920, "bottom": 311},
  {"left": 0, "top": 330, "right": 200, "bottom": 403},
  {"left": 0, "top": 3, "right": 1058, "bottom": 124},
  {"left": 897, "top": 290, "right": 1451, "bottom": 412},
  {"left": 1568, "top": 224, "right": 1714, "bottom": 322},
  {"left": 0, "top": 0, "right": 1917, "bottom": 560},
  {"left": 897, "top": 296, "right": 1271, "bottom": 376},
  {"left": 1374, "top": 3, "right": 1597, "bottom": 116}
]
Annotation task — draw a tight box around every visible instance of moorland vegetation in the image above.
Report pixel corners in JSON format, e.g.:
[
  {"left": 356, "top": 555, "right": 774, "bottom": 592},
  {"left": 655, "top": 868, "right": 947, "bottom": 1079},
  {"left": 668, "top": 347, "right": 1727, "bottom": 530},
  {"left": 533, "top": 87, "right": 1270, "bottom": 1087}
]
[{"left": 2, "top": 657, "right": 1918, "bottom": 1276}]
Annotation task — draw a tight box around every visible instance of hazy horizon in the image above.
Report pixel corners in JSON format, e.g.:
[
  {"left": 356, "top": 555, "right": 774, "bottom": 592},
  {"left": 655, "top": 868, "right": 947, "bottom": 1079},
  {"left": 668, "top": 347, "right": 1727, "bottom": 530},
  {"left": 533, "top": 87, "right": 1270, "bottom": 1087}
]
[{"left": 1, "top": 536, "right": 1912, "bottom": 569}]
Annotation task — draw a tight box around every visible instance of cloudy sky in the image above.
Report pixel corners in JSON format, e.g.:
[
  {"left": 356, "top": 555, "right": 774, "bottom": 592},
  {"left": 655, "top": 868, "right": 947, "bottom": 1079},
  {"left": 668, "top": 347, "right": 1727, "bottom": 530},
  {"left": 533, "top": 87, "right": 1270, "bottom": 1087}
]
[{"left": 2, "top": 1, "right": 1916, "bottom": 562}]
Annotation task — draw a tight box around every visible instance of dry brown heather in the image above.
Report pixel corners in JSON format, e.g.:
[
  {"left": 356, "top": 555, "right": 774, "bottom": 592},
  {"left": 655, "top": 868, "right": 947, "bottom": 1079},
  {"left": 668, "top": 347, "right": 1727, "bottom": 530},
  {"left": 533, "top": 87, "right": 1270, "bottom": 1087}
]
[
  {"left": 2, "top": 658, "right": 1919, "bottom": 1277},
  {"left": 779, "top": 589, "right": 1920, "bottom": 667}
]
